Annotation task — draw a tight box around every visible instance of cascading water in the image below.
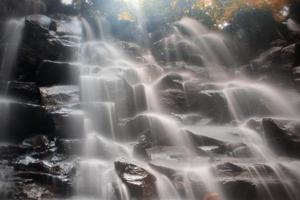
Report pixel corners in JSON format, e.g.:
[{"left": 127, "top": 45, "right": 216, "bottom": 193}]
[
  {"left": 0, "top": 19, "right": 25, "bottom": 82},
  {"left": 67, "top": 15, "right": 300, "bottom": 200},
  {"left": 0, "top": 7, "right": 295, "bottom": 199}
]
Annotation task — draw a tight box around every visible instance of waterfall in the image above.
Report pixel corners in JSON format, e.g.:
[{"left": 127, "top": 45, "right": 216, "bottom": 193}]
[
  {"left": 0, "top": 18, "right": 25, "bottom": 82},
  {"left": 68, "top": 16, "right": 300, "bottom": 200},
  {"left": 1, "top": 6, "right": 300, "bottom": 199}
]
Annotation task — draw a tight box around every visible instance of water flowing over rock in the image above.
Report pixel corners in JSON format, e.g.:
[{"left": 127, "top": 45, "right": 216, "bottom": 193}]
[
  {"left": 1, "top": 4, "right": 300, "bottom": 200},
  {"left": 115, "top": 161, "right": 157, "bottom": 199}
]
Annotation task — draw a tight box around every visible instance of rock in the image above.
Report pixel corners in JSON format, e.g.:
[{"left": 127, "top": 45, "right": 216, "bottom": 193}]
[
  {"left": 119, "top": 115, "right": 150, "bottom": 141},
  {"left": 0, "top": 81, "right": 41, "bottom": 104},
  {"left": 13, "top": 155, "right": 77, "bottom": 196},
  {"left": 154, "top": 73, "right": 183, "bottom": 91},
  {"left": 159, "top": 89, "right": 187, "bottom": 113},
  {"left": 56, "top": 139, "right": 84, "bottom": 155},
  {"left": 244, "top": 118, "right": 264, "bottom": 134},
  {"left": 221, "top": 179, "right": 257, "bottom": 200},
  {"left": 213, "top": 162, "right": 245, "bottom": 177},
  {"left": 17, "top": 15, "right": 80, "bottom": 81},
  {"left": 17, "top": 171, "right": 72, "bottom": 196},
  {"left": 185, "top": 130, "right": 225, "bottom": 147},
  {"left": 192, "top": 90, "right": 231, "bottom": 123},
  {"left": 40, "top": 85, "right": 79, "bottom": 109},
  {"left": 37, "top": 60, "right": 80, "bottom": 86},
  {"left": 22, "top": 135, "right": 50, "bottom": 149},
  {"left": 0, "top": 144, "right": 28, "bottom": 160},
  {"left": 0, "top": 101, "right": 55, "bottom": 141},
  {"left": 114, "top": 161, "right": 157, "bottom": 199},
  {"left": 262, "top": 118, "right": 300, "bottom": 158},
  {"left": 133, "top": 134, "right": 154, "bottom": 160},
  {"left": 175, "top": 40, "right": 203, "bottom": 66},
  {"left": 25, "top": 15, "right": 55, "bottom": 32}
]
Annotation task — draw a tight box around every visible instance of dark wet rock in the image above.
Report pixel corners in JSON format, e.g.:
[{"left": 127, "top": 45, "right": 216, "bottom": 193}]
[
  {"left": 154, "top": 73, "right": 183, "bottom": 91},
  {"left": 0, "top": 144, "right": 28, "bottom": 160},
  {"left": 12, "top": 155, "right": 77, "bottom": 196},
  {"left": 221, "top": 179, "right": 257, "bottom": 200},
  {"left": 186, "top": 130, "right": 225, "bottom": 147},
  {"left": 25, "top": 15, "right": 55, "bottom": 33},
  {"left": 245, "top": 118, "right": 264, "bottom": 134},
  {"left": 114, "top": 161, "right": 157, "bottom": 199},
  {"left": 241, "top": 45, "right": 296, "bottom": 85},
  {"left": 133, "top": 134, "right": 154, "bottom": 160},
  {"left": 263, "top": 118, "right": 300, "bottom": 158},
  {"left": 22, "top": 135, "right": 50, "bottom": 149},
  {"left": 0, "top": 81, "right": 41, "bottom": 104},
  {"left": 40, "top": 85, "right": 79, "bottom": 109},
  {"left": 14, "top": 156, "right": 76, "bottom": 176},
  {"left": 213, "top": 162, "right": 245, "bottom": 177},
  {"left": 17, "top": 171, "right": 72, "bottom": 196},
  {"left": 176, "top": 40, "right": 204, "bottom": 66},
  {"left": 119, "top": 116, "right": 150, "bottom": 140},
  {"left": 159, "top": 89, "right": 187, "bottom": 113},
  {"left": 191, "top": 90, "right": 231, "bottom": 123},
  {"left": 37, "top": 60, "right": 80, "bottom": 86},
  {"left": 0, "top": 101, "right": 55, "bottom": 142},
  {"left": 56, "top": 139, "right": 84, "bottom": 155},
  {"left": 17, "top": 15, "right": 80, "bottom": 81}
]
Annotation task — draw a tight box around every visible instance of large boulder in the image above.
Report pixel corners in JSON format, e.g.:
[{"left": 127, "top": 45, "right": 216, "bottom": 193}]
[
  {"left": 263, "top": 118, "right": 300, "bottom": 158},
  {"left": 114, "top": 161, "right": 157, "bottom": 199}
]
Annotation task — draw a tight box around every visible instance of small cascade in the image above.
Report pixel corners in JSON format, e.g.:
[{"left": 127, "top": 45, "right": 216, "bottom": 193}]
[{"left": 0, "top": 18, "right": 25, "bottom": 82}]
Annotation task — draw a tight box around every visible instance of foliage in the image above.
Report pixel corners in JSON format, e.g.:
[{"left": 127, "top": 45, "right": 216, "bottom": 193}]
[{"left": 75, "top": 0, "right": 292, "bottom": 29}]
